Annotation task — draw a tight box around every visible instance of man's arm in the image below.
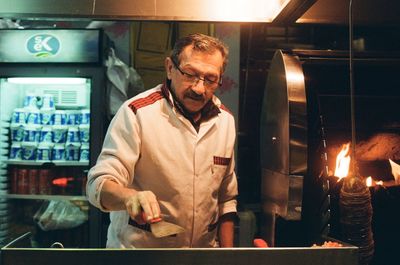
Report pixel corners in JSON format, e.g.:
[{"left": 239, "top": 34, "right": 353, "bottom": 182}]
[
  {"left": 218, "top": 212, "right": 237, "bottom": 247},
  {"left": 100, "top": 180, "right": 137, "bottom": 211},
  {"left": 100, "top": 180, "right": 161, "bottom": 222},
  {"left": 86, "top": 102, "right": 160, "bottom": 222}
]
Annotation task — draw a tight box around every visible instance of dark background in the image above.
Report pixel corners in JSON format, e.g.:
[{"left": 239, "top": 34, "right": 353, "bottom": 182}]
[{"left": 237, "top": 23, "right": 400, "bottom": 206}]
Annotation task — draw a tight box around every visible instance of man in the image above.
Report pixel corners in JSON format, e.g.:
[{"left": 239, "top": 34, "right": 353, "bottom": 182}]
[{"left": 87, "top": 33, "right": 238, "bottom": 248}]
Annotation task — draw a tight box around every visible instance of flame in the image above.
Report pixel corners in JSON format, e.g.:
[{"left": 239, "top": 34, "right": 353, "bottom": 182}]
[
  {"left": 389, "top": 159, "right": 400, "bottom": 184},
  {"left": 334, "top": 143, "right": 351, "bottom": 179},
  {"left": 366, "top": 176, "right": 373, "bottom": 187}
]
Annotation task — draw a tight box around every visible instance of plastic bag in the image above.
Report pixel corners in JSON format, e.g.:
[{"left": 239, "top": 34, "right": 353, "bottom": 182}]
[
  {"left": 105, "top": 48, "right": 145, "bottom": 118},
  {"left": 0, "top": 18, "right": 22, "bottom": 29},
  {"left": 33, "top": 200, "right": 87, "bottom": 231}
]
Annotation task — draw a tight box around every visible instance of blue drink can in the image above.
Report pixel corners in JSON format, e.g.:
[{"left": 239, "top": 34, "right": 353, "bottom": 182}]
[{"left": 9, "top": 142, "right": 22, "bottom": 160}]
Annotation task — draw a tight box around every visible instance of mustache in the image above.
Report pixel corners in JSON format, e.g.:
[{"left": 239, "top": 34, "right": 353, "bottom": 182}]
[{"left": 184, "top": 90, "right": 205, "bottom": 101}]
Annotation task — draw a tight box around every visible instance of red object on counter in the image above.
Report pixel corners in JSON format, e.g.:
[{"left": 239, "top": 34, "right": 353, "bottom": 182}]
[
  {"left": 52, "top": 177, "right": 74, "bottom": 187},
  {"left": 253, "top": 238, "right": 269, "bottom": 248}
]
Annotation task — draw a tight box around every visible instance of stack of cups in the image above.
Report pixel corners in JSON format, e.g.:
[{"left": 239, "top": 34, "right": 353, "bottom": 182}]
[
  {"left": 21, "top": 93, "right": 41, "bottom": 161},
  {"left": 37, "top": 126, "right": 53, "bottom": 162},
  {"left": 52, "top": 110, "right": 67, "bottom": 162},
  {"left": 66, "top": 111, "right": 81, "bottom": 161},
  {"left": 65, "top": 126, "right": 80, "bottom": 161},
  {"left": 38, "top": 94, "right": 55, "bottom": 162},
  {"left": 23, "top": 93, "right": 38, "bottom": 109},
  {"left": 22, "top": 124, "right": 40, "bottom": 161},
  {"left": 66, "top": 110, "right": 80, "bottom": 126},
  {"left": 9, "top": 108, "right": 26, "bottom": 160},
  {"left": 80, "top": 109, "right": 90, "bottom": 125},
  {"left": 79, "top": 109, "right": 90, "bottom": 162},
  {"left": 25, "top": 93, "right": 41, "bottom": 124},
  {"left": 40, "top": 94, "right": 55, "bottom": 125},
  {"left": 9, "top": 93, "right": 91, "bottom": 163}
]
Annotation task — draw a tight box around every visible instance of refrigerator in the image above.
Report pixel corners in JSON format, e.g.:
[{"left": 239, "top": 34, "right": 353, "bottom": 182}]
[{"left": 0, "top": 28, "right": 108, "bottom": 248}]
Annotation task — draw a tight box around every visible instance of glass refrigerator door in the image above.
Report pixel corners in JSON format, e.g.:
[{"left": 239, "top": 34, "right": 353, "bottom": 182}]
[{"left": 0, "top": 77, "right": 91, "bottom": 247}]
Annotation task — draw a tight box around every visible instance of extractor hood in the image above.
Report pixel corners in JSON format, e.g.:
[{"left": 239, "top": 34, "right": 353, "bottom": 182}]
[
  {"left": 0, "top": 0, "right": 293, "bottom": 22},
  {"left": 0, "top": 0, "right": 398, "bottom": 25}
]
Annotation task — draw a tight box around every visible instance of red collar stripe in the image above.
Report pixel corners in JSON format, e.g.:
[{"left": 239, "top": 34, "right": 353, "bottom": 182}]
[
  {"left": 129, "top": 91, "right": 163, "bottom": 114},
  {"left": 220, "top": 104, "right": 233, "bottom": 116}
]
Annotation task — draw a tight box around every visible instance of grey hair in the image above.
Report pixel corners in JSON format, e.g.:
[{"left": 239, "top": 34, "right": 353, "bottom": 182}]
[{"left": 170, "top": 33, "right": 229, "bottom": 73}]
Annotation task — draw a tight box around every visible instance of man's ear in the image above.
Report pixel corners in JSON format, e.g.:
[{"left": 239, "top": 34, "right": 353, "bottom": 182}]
[{"left": 165, "top": 57, "right": 173, "bottom": 80}]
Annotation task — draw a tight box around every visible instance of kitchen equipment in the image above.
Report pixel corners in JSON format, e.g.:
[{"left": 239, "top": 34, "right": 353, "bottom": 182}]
[{"left": 260, "top": 49, "right": 400, "bottom": 263}]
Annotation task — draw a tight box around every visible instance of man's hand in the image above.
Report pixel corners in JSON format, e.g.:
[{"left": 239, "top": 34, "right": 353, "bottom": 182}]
[{"left": 125, "top": 191, "right": 160, "bottom": 224}]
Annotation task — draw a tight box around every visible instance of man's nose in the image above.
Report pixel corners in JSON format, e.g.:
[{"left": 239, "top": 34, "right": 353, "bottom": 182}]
[{"left": 191, "top": 79, "right": 206, "bottom": 95}]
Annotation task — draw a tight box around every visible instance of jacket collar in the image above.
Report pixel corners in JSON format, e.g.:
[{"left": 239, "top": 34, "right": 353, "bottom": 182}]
[{"left": 161, "top": 80, "right": 221, "bottom": 127}]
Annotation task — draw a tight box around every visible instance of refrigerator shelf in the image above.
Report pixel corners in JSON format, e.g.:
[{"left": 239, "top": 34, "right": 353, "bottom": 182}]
[
  {"left": 3, "top": 160, "right": 89, "bottom": 167},
  {"left": 0, "top": 194, "right": 87, "bottom": 201}
]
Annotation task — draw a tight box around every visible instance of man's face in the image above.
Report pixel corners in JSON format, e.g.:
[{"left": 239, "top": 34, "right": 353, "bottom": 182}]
[{"left": 165, "top": 46, "right": 223, "bottom": 114}]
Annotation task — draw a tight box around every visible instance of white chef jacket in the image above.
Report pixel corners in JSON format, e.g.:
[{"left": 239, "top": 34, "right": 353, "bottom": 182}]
[{"left": 87, "top": 83, "right": 238, "bottom": 248}]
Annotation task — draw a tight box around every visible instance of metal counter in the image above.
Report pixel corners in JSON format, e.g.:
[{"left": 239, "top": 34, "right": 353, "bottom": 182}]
[
  {"left": 1, "top": 236, "right": 358, "bottom": 265},
  {"left": 0, "top": 232, "right": 358, "bottom": 265}
]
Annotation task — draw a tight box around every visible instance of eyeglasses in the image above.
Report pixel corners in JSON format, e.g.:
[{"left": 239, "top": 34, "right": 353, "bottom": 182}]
[{"left": 171, "top": 58, "right": 222, "bottom": 89}]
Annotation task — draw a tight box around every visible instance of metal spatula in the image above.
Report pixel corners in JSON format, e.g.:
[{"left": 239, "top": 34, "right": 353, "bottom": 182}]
[
  {"left": 147, "top": 217, "right": 185, "bottom": 238},
  {"left": 129, "top": 215, "right": 185, "bottom": 238}
]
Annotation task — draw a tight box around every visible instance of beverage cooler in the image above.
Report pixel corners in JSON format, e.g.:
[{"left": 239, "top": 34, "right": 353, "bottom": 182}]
[{"left": 0, "top": 29, "right": 108, "bottom": 248}]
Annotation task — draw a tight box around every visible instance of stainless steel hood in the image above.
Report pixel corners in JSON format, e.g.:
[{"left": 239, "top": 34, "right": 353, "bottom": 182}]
[
  {"left": 0, "top": 0, "right": 398, "bottom": 25},
  {"left": 0, "top": 0, "right": 293, "bottom": 22}
]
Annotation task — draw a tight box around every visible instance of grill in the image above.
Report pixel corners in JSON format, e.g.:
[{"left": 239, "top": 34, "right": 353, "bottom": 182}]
[{"left": 259, "top": 49, "right": 400, "bottom": 263}]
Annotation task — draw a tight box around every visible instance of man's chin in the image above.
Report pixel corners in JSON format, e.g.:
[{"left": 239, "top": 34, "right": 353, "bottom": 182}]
[
  {"left": 183, "top": 101, "right": 204, "bottom": 114},
  {"left": 185, "top": 108, "right": 202, "bottom": 115}
]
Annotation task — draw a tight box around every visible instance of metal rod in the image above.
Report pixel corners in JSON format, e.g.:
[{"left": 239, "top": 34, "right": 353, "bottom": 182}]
[{"left": 349, "top": 0, "right": 357, "bottom": 176}]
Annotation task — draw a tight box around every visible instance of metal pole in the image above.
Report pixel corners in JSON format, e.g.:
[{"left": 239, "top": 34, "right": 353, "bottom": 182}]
[{"left": 349, "top": 0, "right": 357, "bottom": 176}]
